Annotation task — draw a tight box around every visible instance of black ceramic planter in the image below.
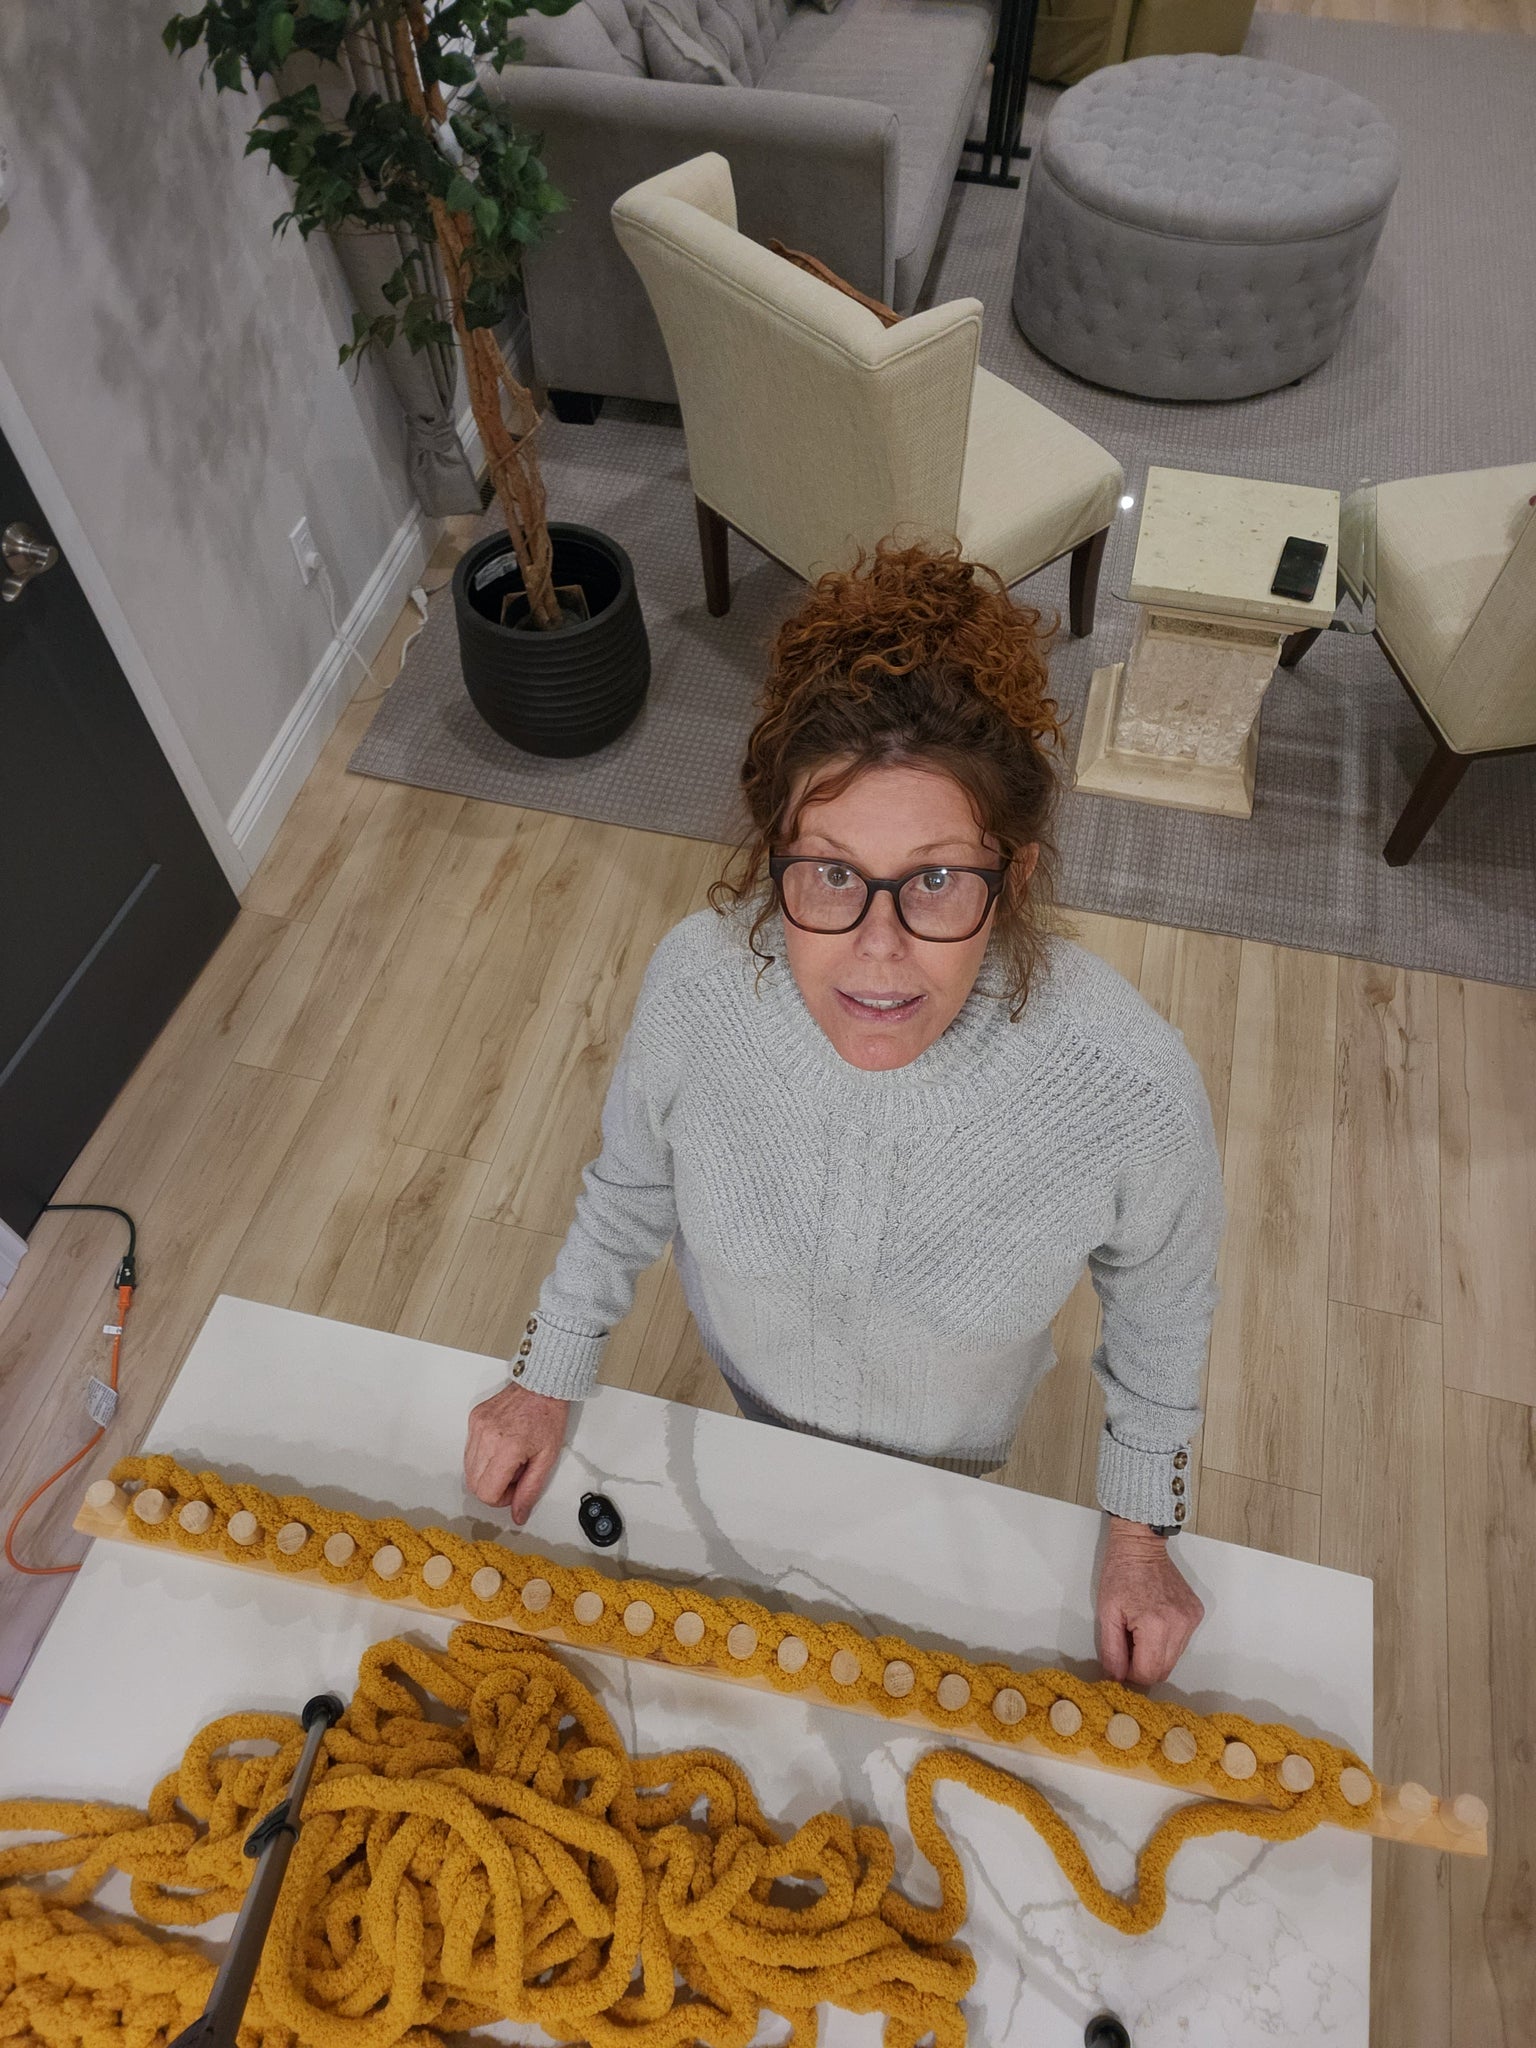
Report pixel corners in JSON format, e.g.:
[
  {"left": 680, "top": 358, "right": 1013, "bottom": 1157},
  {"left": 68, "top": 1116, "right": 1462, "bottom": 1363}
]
[{"left": 452, "top": 524, "right": 649, "bottom": 757}]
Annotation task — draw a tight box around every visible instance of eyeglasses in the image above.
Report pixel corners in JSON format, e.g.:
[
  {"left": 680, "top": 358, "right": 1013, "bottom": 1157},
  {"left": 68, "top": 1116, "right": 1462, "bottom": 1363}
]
[{"left": 769, "top": 855, "right": 1008, "bottom": 942}]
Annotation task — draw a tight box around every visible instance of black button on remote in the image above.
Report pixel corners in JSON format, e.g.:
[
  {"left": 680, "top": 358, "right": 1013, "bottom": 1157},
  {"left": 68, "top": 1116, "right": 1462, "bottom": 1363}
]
[{"left": 579, "top": 1492, "right": 623, "bottom": 1547}]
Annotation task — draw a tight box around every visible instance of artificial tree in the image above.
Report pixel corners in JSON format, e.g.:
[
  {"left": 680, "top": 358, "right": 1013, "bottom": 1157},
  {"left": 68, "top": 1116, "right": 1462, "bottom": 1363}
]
[{"left": 164, "top": 0, "right": 572, "bottom": 628}]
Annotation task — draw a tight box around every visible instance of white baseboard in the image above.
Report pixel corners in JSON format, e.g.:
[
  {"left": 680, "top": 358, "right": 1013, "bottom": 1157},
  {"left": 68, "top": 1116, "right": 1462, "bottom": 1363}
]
[
  {"left": 225, "top": 505, "right": 435, "bottom": 869},
  {"left": 0, "top": 1219, "right": 26, "bottom": 1301}
]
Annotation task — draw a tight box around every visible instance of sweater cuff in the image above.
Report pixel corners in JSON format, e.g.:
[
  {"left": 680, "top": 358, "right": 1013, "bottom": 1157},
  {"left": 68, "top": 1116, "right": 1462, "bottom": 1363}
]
[
  {"left": 510, "top": 1316, "right": 604, "bottom": 1403},
  {"left": 1094, "top": 1428, "right": 1192, "bottom": 1529}
]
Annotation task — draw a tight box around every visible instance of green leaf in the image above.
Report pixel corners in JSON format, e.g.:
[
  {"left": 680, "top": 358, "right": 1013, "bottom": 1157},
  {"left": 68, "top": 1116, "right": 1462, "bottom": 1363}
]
[
  {"left": 380, "top": 268, "right": 411, "bottom": 306},
  {"left": 472, "top": 195, "right": 500, "bottom": 238},
  {"left": 270, "top": 8, "right": 296, "bottom": 60},
  {"left": 161, "top": 17, "right": 184, "bottom": 53},
  {"left": 308, "top": 0, "right": 350, "bottom": 18},
  {"left": 212, "top": 47, "right": 244, "bottom": 89},
  {"left": 445, "top": 173, "right": 478, "bottom": 214},
  {"left": 436, "top": 51, "right": 476, "bottom": 85}
]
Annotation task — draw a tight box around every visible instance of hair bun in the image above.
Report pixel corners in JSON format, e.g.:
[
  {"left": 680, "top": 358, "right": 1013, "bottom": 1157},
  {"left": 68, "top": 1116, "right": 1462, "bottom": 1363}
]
[{"left": 764, "top": 541, "right": 1063, "bottom": 748}]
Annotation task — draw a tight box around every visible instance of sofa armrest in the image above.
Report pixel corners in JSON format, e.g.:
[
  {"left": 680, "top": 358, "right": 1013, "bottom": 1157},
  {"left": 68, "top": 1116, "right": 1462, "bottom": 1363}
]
[{"left": 481, "top": 65, "right": 899, "bottom": 403}]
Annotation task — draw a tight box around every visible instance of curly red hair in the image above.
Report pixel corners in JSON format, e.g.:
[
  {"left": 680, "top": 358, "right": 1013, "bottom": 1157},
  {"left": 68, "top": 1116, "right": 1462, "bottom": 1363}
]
[{"left": 714, "top": 541, "right": 1064, "bottom": 1013}]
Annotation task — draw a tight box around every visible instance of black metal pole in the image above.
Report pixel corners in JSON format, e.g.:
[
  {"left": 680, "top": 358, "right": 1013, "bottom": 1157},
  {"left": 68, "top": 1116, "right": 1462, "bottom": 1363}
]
[{"left": 166, "top": 1693, "right": 344, "bottom": 2048}]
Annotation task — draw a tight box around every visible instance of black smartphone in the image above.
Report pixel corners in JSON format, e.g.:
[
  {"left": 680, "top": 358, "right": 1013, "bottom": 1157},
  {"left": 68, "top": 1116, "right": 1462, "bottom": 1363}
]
[{"left": 1271, "top": 536, "right": 1329, "bottom": 603}]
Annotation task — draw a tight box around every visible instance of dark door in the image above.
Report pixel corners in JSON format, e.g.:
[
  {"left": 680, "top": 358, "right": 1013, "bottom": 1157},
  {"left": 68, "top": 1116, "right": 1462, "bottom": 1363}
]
[{"left": 0, "top": 428, "right": 238, "bottom": 1239}]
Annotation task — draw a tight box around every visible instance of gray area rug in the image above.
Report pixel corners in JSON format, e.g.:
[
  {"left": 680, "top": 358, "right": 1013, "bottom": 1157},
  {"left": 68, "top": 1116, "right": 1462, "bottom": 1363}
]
[{"left": 351, "top": 13, "right": 1536, "bottom": 987}]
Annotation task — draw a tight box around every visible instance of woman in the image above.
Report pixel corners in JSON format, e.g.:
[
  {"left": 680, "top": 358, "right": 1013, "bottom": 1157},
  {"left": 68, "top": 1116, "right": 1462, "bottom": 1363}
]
[{"left": 465, "top": 545, "right": 1222, "bottom": 1686}]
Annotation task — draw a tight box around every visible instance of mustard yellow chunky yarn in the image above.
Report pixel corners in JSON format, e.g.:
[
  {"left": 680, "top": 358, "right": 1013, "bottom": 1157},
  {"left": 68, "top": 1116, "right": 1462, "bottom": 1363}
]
[
  {"left": 1, "top": 1619, "right": 1375, "bottom": 2048},
  {"left": 103, "top": 1456, "right": 1381, "bottom": 1829}
]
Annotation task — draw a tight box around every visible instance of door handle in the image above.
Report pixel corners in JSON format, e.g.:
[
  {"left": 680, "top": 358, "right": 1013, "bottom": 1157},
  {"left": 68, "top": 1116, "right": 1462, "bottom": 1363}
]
[{"left": 3, "top": 521, "right": 60, "bottom": 602}]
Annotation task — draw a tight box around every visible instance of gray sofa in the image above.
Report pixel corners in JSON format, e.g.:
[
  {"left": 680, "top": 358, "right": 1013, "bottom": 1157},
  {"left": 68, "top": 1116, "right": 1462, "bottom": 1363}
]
[{"left": 478, "top": 0, "right": 995, "bottom": 406}]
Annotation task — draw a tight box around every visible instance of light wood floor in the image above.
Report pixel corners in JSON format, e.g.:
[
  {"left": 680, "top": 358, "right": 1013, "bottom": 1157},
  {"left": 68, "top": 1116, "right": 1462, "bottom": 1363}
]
[{"left": 3, "top": 522, "right": 1532, "bottom": 2043}]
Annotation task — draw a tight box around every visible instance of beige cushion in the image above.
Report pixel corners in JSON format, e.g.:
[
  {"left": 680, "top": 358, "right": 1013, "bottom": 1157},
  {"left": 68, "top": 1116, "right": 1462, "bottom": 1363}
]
[
  {"left": 613, "top": 153, "right": 1122, "bottom": 591},
  {"left": 1372, "top": 463, "right": 1536, "bottom": 751},
  {"left": 956, "top": 368, "right": 1124, "bottom": 587}
]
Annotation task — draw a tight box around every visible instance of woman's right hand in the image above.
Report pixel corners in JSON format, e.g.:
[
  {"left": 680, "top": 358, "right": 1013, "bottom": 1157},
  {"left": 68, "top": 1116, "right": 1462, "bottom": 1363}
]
[{"left": 463, "top": 1383, "right": 571, "bottom": 1523}]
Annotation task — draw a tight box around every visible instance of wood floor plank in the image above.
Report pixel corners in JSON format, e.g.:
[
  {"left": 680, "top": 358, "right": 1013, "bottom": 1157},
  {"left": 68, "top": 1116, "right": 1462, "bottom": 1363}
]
[
  {"left": 1203, "top": 943, "right": 1337, "bottom": 1491},
  {"left": 417, "top": 1218, "right": 561, "bottom": 1362},
  {"left": 1440, "top": 978, "right": 1536, "bottom": 1404},
  {"left": 1320, "top": 1303, "right": 1450, "bottom": 2046},
  {"left": 1065, "top": 911, "right": 1147, "bottom": 986},
  {"left": 1330, "top": 960, "right": 1440, "bottom": 1321},
  {"left": 0, "top": 1064, "right": 318, "bottom": 1592},
  {"left": 224, "top": 802, "right": 550, "bottom": 1311},
  {"left": 477, "top": 833, "right": 718, "bottom": 1233},
  {"left": 237, "top": 781, "right": 463, "bottom": 1079},
  {"left": 1194, "top": 1468, "right": 1320, "bottom": 1564},
  {"left": 622, "top": 1260, "right": 733, "bottom": 1416},
  {"left": 596, "top": 1253, "right": 687, "bottom": 1393},
  {"left": 1138, "top": 924, "right": 1241, "bottom": 1158},
  {"left": 1445, "top": 1389, "right": 1536, "bottom": 2046},
  {"left": 241, "top": 693, "right": 387, "bottom": 922},
  {"left": 318, "top": 1146, "right": 488, "bottom": 1339},
  {"left": 400, "top": 813, "right": 625, "bottom": 1163},
  {"left": 996, "top": 1270, "right": 1096, "bottom": 1505}
]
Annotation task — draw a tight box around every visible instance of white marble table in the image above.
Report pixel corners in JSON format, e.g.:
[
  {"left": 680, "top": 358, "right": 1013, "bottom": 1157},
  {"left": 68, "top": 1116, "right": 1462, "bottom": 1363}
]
[
  {"left": 0, "top": 1297, "right": 1373, "bottom": 2045},
  {"left": 1077, "top": 467, "right": 1340, "bottom": 818}
]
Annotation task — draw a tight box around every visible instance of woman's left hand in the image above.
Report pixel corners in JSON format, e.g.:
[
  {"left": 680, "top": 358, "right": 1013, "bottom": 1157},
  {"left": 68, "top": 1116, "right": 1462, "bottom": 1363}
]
[{"left": 1096, "top": 1516, "right": 1205, "bottom": 1685}]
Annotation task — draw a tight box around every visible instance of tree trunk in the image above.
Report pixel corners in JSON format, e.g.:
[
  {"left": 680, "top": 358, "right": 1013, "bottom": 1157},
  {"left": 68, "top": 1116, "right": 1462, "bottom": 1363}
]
[{"left": 392, "top": 11, "right": 562, "bottom": 629}]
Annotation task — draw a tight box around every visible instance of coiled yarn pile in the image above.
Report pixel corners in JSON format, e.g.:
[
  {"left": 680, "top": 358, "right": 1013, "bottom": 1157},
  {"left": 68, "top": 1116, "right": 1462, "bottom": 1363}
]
[{"left": 0, "top": 1456, "right": 1381, "bottom": 2048}]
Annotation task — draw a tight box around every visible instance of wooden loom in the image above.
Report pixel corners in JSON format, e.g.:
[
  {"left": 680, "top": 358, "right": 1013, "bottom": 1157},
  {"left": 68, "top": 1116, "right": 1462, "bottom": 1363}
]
[{"left": 75, "top": 1472, "right": 1488, "bottom": 1861}]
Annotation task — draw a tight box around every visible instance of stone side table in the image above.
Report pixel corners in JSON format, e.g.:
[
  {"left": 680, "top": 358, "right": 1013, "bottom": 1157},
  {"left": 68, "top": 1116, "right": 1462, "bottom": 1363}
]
[{"left": 1075, "top": 467, "right": 1339, "bottom": 818}]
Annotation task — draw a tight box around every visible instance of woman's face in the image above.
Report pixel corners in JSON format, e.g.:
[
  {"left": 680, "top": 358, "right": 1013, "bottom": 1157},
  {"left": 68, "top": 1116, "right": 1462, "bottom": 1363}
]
[{"left": 780, "top": 761, "right": 1022, "bottom": 1071}]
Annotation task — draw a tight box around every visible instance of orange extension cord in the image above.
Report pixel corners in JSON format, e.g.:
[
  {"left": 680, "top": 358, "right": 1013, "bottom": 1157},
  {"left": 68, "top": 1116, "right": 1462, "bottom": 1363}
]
[{"left": 0, "top": 1205, "right": 136, "bottom": 1707}]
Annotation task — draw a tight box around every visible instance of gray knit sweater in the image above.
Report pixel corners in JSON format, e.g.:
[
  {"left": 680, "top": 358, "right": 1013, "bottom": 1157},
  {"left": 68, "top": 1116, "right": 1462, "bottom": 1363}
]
[{"left": 515, "top": 909, "right": 1224, "bottom": 1527}]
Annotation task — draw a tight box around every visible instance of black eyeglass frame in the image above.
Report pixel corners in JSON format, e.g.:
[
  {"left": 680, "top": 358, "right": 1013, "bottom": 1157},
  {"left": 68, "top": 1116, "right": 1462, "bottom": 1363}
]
[{"left": 768, "top": 854, "right": 1010, "bottom": 942}]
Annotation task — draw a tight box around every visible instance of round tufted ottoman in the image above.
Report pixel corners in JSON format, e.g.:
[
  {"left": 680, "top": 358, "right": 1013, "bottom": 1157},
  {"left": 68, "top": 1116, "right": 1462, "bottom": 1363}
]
[{"left": 1012, "top": 54, "right": 1400, "bottom": 401}]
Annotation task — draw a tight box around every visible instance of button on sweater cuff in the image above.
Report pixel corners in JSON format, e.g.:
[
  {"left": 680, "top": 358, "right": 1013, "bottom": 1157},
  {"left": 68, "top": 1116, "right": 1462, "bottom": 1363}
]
[
  {"left": 510, "top": 1323, "right": 603, "bottom": 1403},
  {"left": 1096, "top": 1431, "right": 1189, "bottom": 1528}
]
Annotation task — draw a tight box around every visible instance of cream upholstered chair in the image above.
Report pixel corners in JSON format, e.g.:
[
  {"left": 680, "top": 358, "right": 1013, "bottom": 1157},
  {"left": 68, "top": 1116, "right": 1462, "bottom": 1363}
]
[
  {"left": 610, "top": 154, "right": 1123, "bottom": 634},
  {"left": 1330, "top": 465, "right": 1536, "bottom": 864}
]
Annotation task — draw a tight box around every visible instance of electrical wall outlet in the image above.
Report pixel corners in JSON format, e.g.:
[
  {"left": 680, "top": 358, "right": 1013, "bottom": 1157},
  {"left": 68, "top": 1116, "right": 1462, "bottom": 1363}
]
[{"left": 289, "top": 516, "right": 321, "bottom": 585}]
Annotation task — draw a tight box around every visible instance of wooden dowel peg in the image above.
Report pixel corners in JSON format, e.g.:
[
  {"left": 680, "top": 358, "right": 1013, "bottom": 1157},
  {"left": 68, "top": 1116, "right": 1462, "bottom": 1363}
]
[
  {"left": 132, "top": 1488, "right": 169, "bottom": 1526},
  {"left": 623, "top": 1599, "right": 655, "bottom": 1636},
  {"left": 936, "top": 1674, "right": 971, "bottom": 1712},
  {"left": 275, "top": 1521, "right": 309, "bottom": 1555},
  {"left": 1442, "top": 1792, "right": 1489, "bottom": 1838},
  {"left": 420, "top": 1555, "right": 454, "bottom": 1590},
  {"left": 777, "top": 1635, "right": 809, "bottom": 1674},
  {"left": 1338, "top": 1767, "right": 1374, "bottom": 1808},
  {"left": 726, "top": 1624, "right": 759, "bottom": 1662},
  {"left": 227, "top": 1511, "right": 260, "bottom": 1547},
  {"left": 84, "top": 1480, "right": 124, "bottom": 1514},
  {"left": 572, "top": 1590, "right": 605, "bottom": 1626},
  {"left": 1106, "top": 1713, "right": 1141, "bottom": 1750},
  {"left": 1278, "top": 1753, "right": 1315, "bottom": 1794},
  {"left": 1221, "top": 1741, "right": 1258, "bottom": 1781},
  {"left": 1161, "top": 1726, "right": 1198, "bottom": 1766},
  {"left": 177, "top": 1501, "right": 214, "bottom": 1535},
  {"left": 673, "top": 1610, "right": 704, "bottom": 1646},
  {"left": 992, "top": 1687, "right": 1027, "bottom": 1725},
  {"left": 1383, "top": 1780, "right": 1434, "bottom": 1826},
  {"left": 829, "top": 1650, "right": 862, "bottom": 1687},
  {"left": 883, "top": 1660, "right": 916, "bottom": 1699},
  {"left": 470, "top": 1567, "right": 502, "bottom": 1602},
  {"left": 372, "top": 1544, "right": 404, "bottom": 1580},
  {"left": 520, "top": 1576, "right": 552, "bottom": 1613},
  {"left": 323, "top": 1532, "right": 357, "bottom": 1567},
  {"left": 1049, "top": 1699, "right": 1083, "bottom": 1738}
]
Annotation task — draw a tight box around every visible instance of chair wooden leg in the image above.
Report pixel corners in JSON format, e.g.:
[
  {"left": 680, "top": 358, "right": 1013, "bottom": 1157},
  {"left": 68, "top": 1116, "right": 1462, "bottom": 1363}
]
[
  {"left": 1279, "top": 626, "right": 1323, "bottom": 670},
  {"left": 1384, "top": 737, "right": 1470, "bottom": 866},
  {"left": 1069, "top": 526, "right": 1108, "bottom": 638},
  {"left": 696, "top": 498, "right": 730, "bottom": 617}
]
